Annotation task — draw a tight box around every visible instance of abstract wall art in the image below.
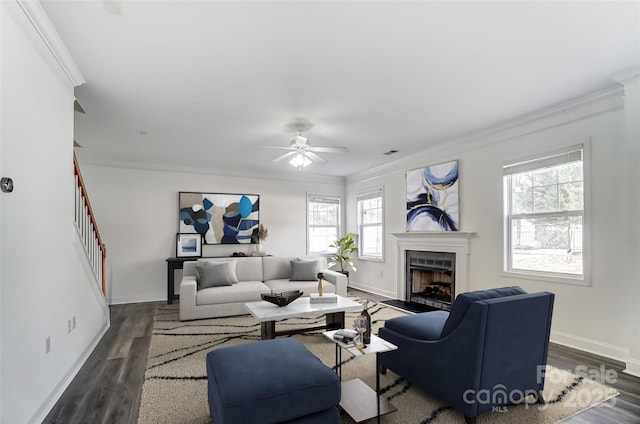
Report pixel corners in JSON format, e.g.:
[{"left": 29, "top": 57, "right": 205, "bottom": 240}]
[
  {"left": 406, "top": 160, "right": 459, "bottom": 232},
  {"left": 179, "top": 192, "right": 260, "bottom": 244}
]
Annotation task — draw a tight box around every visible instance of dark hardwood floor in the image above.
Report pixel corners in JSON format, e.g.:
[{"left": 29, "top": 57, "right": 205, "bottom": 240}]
[
  {"left": 42, "top": 301, "right": 157, "bottom": 424},
  {"left": 43, "top": 290, "right": 639, "bottom": 424}
]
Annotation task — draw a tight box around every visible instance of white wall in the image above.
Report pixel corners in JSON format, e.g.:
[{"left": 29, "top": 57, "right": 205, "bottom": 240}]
[
  {"left": 616, "top": 70, "right": 640, "bottom": 377},
  {"left": 346, "top": 88, "right": 639, "bottom": 365},
  {"left": 77, "top": 164, "right": 344, "bottom": 304},
  {"left": 0, "top": 2, "right": 110, "bottom": 423}
]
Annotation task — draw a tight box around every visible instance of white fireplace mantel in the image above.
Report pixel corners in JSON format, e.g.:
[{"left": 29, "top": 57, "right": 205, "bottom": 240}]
[
  {"left": 391, "top": 231, "right": 475, "bottom": 242},
  {"left": 391, "top": 232, "right": 475, "bottom": 301}
]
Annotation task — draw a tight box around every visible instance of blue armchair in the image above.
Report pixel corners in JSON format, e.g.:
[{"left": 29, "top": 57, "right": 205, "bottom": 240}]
[{"left": 378, "top": 287, "right": 554, "bottom": 424}]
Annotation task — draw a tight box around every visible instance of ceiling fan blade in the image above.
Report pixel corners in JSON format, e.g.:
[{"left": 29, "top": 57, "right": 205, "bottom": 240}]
[
  {"left": 305, "top": 151, "right": 327, "bottom": 163},
  {"left": 264, "top": 146, "right": 294, "bottom": 150},
  {"left": 309, "top": 146, "right": 348, "bottom": 154},
  {"left": 272, "top": 151, "right": 297, "bottom": 162}
]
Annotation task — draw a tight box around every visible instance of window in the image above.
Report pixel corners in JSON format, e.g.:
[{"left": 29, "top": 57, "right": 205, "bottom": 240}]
[
  {"left": 357, "top": 187, "right": 384, "bottom": 261},
  {"left": 504, "top": 145, "right": 585, "bottom": 280},
  {"left": 307, "top": 194, "right": 341, "bottom": 254}
]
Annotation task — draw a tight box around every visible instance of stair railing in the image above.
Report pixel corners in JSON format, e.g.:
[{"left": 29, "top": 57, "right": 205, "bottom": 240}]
[{"left": 73, "top": 153, "right": 107, "bottom": 297}]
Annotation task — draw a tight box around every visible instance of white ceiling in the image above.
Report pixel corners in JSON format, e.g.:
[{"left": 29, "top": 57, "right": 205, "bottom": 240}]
[{"left": 42, "top": 1, "right": 640, "bottom": 179}]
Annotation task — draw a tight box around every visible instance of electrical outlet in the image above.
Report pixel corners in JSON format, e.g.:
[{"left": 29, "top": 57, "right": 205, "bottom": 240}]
[
  {"left": 68, "top": 319, "right": 72, "bottom": 334},
  {"left": 45, "top": 336, "right": 51, "bottom": 354},
  {"left": 379, "top": 270, "right": 384, "bottom": 277},
  {"left": 72, "top": 316, "right": 76, "bottom": 330}
]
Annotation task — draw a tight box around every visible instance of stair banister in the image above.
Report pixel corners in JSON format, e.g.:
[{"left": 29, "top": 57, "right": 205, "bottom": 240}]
[{"left": 73, "top": 153, "right": 107, "bottom": 297}]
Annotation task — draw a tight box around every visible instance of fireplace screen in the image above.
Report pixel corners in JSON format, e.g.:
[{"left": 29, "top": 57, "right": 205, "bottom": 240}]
[{"left": 406, "top": 251, "right": 455, "bottom": 311}]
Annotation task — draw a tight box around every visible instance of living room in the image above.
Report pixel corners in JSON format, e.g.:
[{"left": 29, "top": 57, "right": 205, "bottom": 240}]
[{"left": 1, "top": 1, "right": 639, "bottom": 423}]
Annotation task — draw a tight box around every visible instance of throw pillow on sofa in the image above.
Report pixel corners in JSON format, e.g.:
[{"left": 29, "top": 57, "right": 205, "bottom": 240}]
[
  {"left": 290, "top": 260, "right": 320, "bottom": 281},
  {"left": 196, "top": 259, "right": 239, "bottom": 282},
  {"left": 196, "top": 262, "right": 237, "bottom": 289}
]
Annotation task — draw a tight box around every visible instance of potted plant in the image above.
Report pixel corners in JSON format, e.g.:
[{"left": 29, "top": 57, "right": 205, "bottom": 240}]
[
  {"left": 251, "top": 224, "right": 268, "bottom": 254},
  {"left": 328, "top": 233, "right": 358, "bottom": 277}
]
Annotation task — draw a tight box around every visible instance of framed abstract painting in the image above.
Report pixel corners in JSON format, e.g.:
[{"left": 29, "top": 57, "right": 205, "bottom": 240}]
[
  {"left": 406, "top": 160, "right": 459, "bottom": 232},
  {"left": 178, "top": 192, "right": 260, "bottom": 244},
  {"left": 176, "top": 233, "right": 202, "bottom": 257}
]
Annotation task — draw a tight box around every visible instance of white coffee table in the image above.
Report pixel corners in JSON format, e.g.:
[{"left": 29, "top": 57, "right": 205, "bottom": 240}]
[
  {"left": 323, "top": 330, "right": 398, "bottom": 423},
  {"left": 245, "top": 295, "right": 362, "bottom": 339}
]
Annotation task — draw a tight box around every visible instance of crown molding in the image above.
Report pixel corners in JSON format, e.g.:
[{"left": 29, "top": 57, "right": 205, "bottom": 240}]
[
  {"left": 74, "top": 150, "right": 345, "bottom": 185},
  {"left": 612, "top": 66, "right": 640, "bottom": 85},
  {"left": 346, "top": 84, "right": 624, "bottom": 184},
  {"left": 17, "top": 0, "right": 85, "bottom": 87}
]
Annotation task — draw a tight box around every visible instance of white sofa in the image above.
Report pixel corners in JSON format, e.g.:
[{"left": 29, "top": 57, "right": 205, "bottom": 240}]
[{"left": 179, "top": 256, "right": 348, "bottom": 321}]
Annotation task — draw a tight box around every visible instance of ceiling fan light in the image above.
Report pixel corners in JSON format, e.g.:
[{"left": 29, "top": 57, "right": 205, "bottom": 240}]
[{"left": 289, "top": 153, "right": 311, "bottom": 169}]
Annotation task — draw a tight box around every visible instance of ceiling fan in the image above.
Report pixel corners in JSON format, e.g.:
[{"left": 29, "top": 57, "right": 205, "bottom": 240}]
[{"left": 266, "top": 125, "right": 348, "bottom": 170}]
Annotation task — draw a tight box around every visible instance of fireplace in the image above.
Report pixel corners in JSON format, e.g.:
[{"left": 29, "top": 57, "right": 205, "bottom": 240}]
[
  {"left": 392, "top": 232, "right": 473, "bottom": 310},
  {"left": 406, "top": 250, "right": 456, "bottom": 310}
]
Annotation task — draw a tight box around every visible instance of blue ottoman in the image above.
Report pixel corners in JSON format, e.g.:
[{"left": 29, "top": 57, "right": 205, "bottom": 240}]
[{"left": 206, "top": 338, "right": 340, "bottom": 424}]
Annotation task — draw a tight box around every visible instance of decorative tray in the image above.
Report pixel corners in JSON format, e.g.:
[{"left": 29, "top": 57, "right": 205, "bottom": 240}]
[{"left": 261, "top": 290, "right": 303, "bottom": 307}]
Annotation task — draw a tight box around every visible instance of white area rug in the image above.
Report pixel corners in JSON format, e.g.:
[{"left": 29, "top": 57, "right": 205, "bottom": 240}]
[{"left": 138, "top": 300, "right": 617, "bottom": 424}]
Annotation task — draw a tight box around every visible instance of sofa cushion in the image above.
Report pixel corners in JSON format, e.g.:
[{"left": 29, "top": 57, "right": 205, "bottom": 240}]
[
  {"left": 196, "top": 281, "right": 271, "bottom": 305},
  {"left": 262, "top": 256, "right": 297, "bottom": 281},
  {"left": 384, "top": 311, "right": 450, "bottom": 341},
  {"left": 196, "top": 257, "right": 263, "bottom": 282},
  {"left": 196, "top": 259, "right": 239, "bottom": 284},
  {"left": 196, "top": 262, "right": 237, "bottom": 289},
  {"left": 290, "top": 260, "right": 320, "bottom": 281},
  {"left": 440, "top": 286, "right": 527, "bottom": 338}
]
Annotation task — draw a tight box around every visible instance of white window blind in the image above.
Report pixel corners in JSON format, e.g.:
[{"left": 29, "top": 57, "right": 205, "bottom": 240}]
[
  {"left": 504, "top": 144, "right": 585, "bottom": 280},
  {"left": 357, "top": 187, "right": 384, "bottom": 261},
  {"left": 307, "top": 193, "right": 341, "bottom": 254}
]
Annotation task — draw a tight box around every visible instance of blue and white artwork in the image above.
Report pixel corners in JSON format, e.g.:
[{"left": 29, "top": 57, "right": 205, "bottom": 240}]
[
  {"left": 406, "top": 160, "right": 459, "bottom": 232},
  {"left": 179, "top": 192, "right": 260, "bottom": 244},
  {"left": 181, "top": 237, "right": 198, "bottom": 252},
  {"left": 176, "top": 233, "right": 202, "bottom": 257}
]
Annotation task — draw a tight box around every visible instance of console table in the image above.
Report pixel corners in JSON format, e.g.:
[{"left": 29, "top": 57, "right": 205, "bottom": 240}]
[{"left": 166, "top": 257, "right": 195, "bottom": 304}]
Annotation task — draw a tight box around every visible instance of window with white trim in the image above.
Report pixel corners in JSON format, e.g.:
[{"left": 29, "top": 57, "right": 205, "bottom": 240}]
[
  {"left": 357, "top": 188, "right": 384, "bottom": 261},
  {"left": 307, "top": 194, "right": 341, "bottom": 254},
  {"left": 504, "top": 145, "right": 585, "bottom": 279}
]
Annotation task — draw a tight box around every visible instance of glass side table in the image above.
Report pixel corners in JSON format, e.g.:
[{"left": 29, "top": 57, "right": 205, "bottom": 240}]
[{"left": 323, "top": 330, "right": 398, "bottom": 423}]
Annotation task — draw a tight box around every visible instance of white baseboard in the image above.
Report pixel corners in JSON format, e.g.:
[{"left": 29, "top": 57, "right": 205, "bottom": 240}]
[
  {"left": 551, "top": 330, "right": 629, "bottom": 363},
  {"left": 109, "top": 295, "right": 166, "bottom": 305},
  {"left": 348, "top": 282, "right": 395, "bottom": 299},
  {"left": 29, "top": 320, "right": 109, "bottom": 424},
  {"left": 623, "top": 358, "right": 640, "bottom": 378}
]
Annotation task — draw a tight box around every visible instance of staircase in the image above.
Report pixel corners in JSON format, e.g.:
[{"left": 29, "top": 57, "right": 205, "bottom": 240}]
[{"left": 73, "top": 153, "right": 107, "bottom": 297}]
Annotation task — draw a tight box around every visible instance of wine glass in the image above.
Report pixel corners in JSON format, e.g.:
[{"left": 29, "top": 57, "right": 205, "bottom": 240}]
[{"left": 354, "top": 315, "right": 368, "bottom": 348}]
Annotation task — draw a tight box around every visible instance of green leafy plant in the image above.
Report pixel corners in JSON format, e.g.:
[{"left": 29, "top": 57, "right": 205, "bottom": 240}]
[{"left": 328, "top": 233, "right": 358, "bottom": 273}]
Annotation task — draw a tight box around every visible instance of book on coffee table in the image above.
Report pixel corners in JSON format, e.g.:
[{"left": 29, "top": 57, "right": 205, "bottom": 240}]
[
  {"left": 332, "top": 329, "right": 359, "bottom": 343},
  {"left": 309, "top": 293, "right": 338, "bottom": 303}
]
